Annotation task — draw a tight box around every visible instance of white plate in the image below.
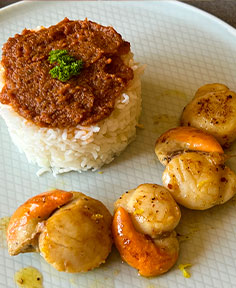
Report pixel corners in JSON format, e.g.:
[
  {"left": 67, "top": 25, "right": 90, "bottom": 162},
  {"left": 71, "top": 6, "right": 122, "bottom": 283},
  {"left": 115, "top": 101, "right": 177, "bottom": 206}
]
[{"left": 1, "top": 1, "right": 236, "bottom": 287}]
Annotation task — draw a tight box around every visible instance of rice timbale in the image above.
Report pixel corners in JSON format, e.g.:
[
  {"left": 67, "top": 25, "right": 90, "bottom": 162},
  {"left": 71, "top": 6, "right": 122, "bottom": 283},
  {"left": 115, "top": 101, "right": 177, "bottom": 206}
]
[{"left": 0, "top": 18, "right": 144, "bottom": 175}]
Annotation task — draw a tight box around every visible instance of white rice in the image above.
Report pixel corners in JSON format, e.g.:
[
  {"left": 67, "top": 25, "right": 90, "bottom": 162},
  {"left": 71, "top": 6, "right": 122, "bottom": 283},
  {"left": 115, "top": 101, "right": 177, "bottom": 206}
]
[{"left": 0, "top": 53, "right": 144, "bottom": 175}]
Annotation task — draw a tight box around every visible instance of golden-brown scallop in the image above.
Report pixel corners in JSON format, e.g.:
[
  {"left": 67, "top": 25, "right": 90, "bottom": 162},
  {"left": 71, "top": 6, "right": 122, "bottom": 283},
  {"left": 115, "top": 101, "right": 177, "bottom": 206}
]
[
  {"left": 162, "top": 152, "right": 236, "bottom": 210},
  {"left": 155, "top": 126, "right": 223, "bottom": 166},
  {"left": 7, "top": 190, "right": 73, "bottom": 256},
  {"left": 113, "top": 184, "right": 180, "bottom": 277},
  {"left": 115, "top": 184, "right": 181, "bottom": 237},
  {"left": 194, "top": 83, "right": 229, "bottom": 98},
  {"left": 7, "top": 190, "right": 112, "bottom": 273},
  {"left": 181, "top": 83, "right": 236, "bottom": 147},
  {"left": 38, "top": 192, "right": 112, "bottom": 273}
]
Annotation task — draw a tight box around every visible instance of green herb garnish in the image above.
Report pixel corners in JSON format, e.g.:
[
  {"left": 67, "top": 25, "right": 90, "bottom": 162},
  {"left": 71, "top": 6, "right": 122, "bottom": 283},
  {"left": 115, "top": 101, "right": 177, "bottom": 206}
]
[{"left": 48, "top": 49, "right": 83, "bottom": 82}]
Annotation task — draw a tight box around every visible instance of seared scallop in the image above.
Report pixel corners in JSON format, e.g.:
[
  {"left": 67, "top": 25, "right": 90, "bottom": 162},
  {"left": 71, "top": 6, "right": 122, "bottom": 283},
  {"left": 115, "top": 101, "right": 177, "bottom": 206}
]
[
  {"left": 114, "top": 184, "right": 181, "bottom": 237},
  {"left": 155, "top": 126, "right": 236, "bottom": 210},
  {"left": 7, "top": 190, "right": 73, "bottom": 256},
  {"left": 181, "top": 83, "right": 236, "bottom": 147},
  {"left": 162, "top": 152, "right": 236, "bottom": 210},
  {"left": 112, "top": 184, "right": 180, "bottom": 277},
  {"left": 155, "top": 126, "right": 223, "bottom": 166},
  {"left": 38, "top": 192, "right": 112, "bottom": 272},
  {"left": 7, "top": 190, "right": 112, "bottom": 273}
]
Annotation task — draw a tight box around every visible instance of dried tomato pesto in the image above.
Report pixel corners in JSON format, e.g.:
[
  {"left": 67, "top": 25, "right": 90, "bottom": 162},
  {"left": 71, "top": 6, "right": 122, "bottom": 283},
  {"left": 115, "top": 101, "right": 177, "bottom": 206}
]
[{"left": 0, "top": 18, "right": 133, "bottom": 128}]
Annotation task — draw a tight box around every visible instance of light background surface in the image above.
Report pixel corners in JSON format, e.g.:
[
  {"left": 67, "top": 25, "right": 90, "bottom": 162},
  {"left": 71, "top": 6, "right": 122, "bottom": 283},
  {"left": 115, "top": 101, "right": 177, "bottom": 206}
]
[
  {"left": 1, "top": 1, "right": 236, "bottom": 29},
  {"left": 0, "top": 1, "right": 236, "bottom": 287}
]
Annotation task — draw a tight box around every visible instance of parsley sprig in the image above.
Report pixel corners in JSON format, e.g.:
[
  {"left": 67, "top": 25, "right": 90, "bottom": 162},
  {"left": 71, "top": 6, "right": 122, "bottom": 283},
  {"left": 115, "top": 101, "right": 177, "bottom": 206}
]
[{"left": 48, "top": 50, "right": 83, "bottom": 82}]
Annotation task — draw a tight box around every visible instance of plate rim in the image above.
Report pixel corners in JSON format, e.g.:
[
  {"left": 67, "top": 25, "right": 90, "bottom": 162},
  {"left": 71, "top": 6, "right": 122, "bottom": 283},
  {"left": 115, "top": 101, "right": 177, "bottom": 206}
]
[{"left": 0, "top": 0, "right": 236, "bottom": 37}]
